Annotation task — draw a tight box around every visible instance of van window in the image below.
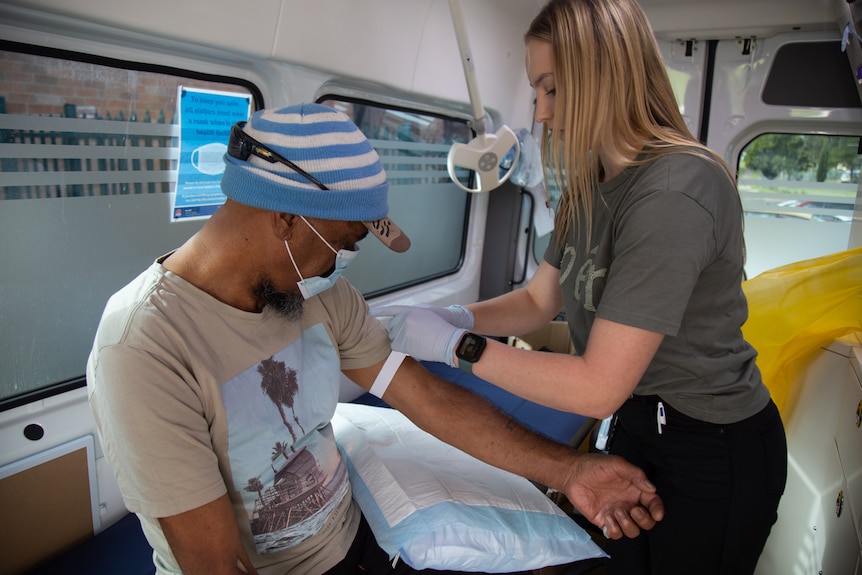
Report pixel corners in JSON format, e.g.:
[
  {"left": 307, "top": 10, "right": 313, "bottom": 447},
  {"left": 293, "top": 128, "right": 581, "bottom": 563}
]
[
  {"left": 0, "top": 45, "right": 258, "bottom": 408},
  {"left": 319, "top": 98, "right": 473, "bottom": 297},
  {"left": 739, "top": 133, "right": 859, "bottom": 277}
]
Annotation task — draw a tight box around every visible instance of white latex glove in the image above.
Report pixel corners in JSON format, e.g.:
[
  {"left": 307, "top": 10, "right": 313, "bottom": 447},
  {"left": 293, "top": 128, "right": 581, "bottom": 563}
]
[
  {"left": 371, "top": 305, "right": 466, "bottom": 367},
  {"left": 370, "top": 303, "right": 474, "bottom": 329},
  {"left": 418, "top": 303, "right": 474, "bottom": 329},
  {"left": 368, "top": 303, "right": 473, "bottom": 329}
]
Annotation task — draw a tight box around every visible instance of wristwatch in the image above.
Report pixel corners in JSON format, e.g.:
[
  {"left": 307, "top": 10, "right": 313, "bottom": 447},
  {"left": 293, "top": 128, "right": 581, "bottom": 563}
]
[{"left": 455, "top": 332, "right": 487, "bottom": 374}]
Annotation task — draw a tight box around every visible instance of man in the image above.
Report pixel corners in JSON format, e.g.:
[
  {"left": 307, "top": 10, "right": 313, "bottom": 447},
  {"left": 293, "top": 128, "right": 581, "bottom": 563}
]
[{"left": 87, "top": 103, "right": 663, "bottom": 575}]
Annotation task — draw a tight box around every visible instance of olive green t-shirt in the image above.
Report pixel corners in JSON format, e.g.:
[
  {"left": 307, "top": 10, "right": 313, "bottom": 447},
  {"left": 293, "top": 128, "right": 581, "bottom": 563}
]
[{"left": 545, "top": 151, "right": 770, "bottom": 424}]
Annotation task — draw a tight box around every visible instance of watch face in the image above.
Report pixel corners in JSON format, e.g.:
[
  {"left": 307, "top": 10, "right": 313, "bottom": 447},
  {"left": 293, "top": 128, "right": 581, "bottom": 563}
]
[{"left": 457, "top": 333, "right": 486, "bottom": 362}]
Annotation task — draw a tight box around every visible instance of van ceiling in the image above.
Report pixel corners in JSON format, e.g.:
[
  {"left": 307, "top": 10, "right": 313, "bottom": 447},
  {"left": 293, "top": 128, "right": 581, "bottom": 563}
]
[
  {"left": 0, "top": 0, "right": 840, "bottom": 130},
  {"left": 0, "top": 0, "right": 838, "bottom": 59}
]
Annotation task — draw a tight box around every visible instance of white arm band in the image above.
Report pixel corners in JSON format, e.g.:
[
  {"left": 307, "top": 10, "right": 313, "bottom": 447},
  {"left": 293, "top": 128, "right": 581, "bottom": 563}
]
[{"left": 369, "top": 351, "right": 407, "bottom": 399}]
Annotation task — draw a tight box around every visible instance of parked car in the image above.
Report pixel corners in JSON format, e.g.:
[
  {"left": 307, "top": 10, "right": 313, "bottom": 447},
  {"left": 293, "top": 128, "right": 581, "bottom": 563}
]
[{"left": 775, "top": 199, "right": 854, "bottom": 221}]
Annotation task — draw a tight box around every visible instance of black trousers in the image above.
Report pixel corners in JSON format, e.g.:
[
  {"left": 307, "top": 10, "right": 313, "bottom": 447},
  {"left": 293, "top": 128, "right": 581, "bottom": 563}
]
[
  {"left": 604, "top": 395, "right": 787, "bottom": 575},
  {"left": 324, "top": 513, "right": 532, "bottom": 575}
]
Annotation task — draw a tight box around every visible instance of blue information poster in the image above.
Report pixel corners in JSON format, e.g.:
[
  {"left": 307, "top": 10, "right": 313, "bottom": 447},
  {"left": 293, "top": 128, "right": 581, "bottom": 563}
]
[{"left": 172, "top": 87, "right": 252, "bottom": 221}]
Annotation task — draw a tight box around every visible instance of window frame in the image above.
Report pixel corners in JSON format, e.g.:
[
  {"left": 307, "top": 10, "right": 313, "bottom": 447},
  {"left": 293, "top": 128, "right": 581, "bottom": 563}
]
[
  {"left": 0, "top": 42, "right": 262, "bottom": 411},
  {"left": 317, "top": 93, "right": 477, "bottom": 299}
]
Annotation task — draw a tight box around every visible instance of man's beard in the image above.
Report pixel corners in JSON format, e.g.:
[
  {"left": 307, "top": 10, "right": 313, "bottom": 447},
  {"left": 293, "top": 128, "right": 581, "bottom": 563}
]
[{"left": 253, "top": 278, "right": 304, "bottom": 321}]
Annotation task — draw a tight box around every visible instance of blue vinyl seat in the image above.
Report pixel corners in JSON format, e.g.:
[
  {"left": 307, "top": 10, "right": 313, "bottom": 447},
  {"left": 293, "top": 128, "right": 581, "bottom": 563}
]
[
  {"left": 355, "top": 360, "right": 595, "bottom": 448},
  {"left": 27, "top": 513, "right": 154, "bottom": 575}
]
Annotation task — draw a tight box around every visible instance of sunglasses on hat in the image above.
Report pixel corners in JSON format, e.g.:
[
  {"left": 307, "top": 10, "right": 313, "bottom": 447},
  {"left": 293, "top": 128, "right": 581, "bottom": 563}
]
[{"left": 227, "top": 121, "right": 329, "bottom": 190}]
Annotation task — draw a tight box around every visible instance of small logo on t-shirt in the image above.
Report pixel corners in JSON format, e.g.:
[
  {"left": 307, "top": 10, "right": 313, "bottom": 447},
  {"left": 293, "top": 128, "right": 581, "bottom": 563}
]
[{"left": 559, "top": 245, "right": 607, "bottom": 312}]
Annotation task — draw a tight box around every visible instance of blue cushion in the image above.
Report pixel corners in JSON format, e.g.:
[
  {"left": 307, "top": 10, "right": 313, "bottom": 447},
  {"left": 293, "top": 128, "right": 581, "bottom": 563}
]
[
  {"left": 419, "top": 361, "right": 591, "bottom": 446},
  {"left": 353, "top": 361, "right": 591, "bottom": 446},
  {"left": 27, "top": 513, "right": 154, "bottom": 575}
]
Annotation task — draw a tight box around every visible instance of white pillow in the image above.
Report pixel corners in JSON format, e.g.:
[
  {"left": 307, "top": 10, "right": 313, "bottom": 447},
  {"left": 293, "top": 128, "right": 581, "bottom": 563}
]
[{"left": 332, "top": 403, "right": 606, "bottom": 573}]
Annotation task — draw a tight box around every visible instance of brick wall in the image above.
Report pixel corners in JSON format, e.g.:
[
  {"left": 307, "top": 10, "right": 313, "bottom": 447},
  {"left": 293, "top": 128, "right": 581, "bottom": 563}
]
[{"left": 0, "top": 50, "right": 247, "bottom": 120}]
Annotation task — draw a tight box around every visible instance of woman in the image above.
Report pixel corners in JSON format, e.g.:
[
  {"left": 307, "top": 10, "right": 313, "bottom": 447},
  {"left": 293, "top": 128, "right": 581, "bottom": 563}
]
[{"left": 377, "top": 0, "right": 787, "bottom": 573}]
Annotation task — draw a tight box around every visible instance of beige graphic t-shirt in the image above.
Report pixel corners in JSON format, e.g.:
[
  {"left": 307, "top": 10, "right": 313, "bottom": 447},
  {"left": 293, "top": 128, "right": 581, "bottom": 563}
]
[{"left": 88, "top": 257, "right": 390, "bottom": 574}]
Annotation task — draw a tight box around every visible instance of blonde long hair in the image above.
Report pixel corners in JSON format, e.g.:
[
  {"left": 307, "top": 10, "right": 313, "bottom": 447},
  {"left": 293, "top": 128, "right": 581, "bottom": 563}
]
[{"left": 526, "top": 0, "right": 738, "bottom": 248}]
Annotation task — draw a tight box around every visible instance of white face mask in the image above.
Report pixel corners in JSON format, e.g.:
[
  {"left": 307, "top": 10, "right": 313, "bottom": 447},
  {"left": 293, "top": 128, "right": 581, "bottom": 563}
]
[{"left": 285, "top": 216, "right": 359, "bottom": 299}]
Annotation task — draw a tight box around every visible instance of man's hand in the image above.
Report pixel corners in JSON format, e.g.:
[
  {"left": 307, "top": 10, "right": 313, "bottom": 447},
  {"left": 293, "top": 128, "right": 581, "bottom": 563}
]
[{"left": 563, "top": 453, "right": 664, "bottom": 539}]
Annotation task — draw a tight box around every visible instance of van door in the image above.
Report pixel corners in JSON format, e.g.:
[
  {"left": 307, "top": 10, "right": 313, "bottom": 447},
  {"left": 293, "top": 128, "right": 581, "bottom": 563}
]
[{"left": 703, "top": 31, "right": 862, "bottom": 278}]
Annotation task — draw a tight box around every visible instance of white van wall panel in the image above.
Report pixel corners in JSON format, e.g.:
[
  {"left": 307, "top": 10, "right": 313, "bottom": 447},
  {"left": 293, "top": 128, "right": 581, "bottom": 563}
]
[
  {"left": 754, "top": 344, "right": 858, "bottom": 574},
  {"left": 273, "top": 0, "right": 540, "bottom": 132},
  {"left": 821, "top": 442, "right": 862, "bottom": 575},
  {"left": 659, "top": 38, "right": 707, "bottom": 139},
  {"left": 837, "top": 349, "right": 862, "bottom": 545},
  {"left": 0, "top": 0, "right": 541, "bottom": 135},
  {"left": 408, "top": 0, "right": 540, "bottom": 132},
  {"left": 0, "top": 388, "right": 129, "bottom": 531},
  {"left": 706, "top": 31, "right": 862, "bottom": 166},
  {"left": 0, "top": 0, "right": 284, "bottom": 59},
  {"left": 639, "top": 0, "right": 834, "bottom": 40},
  {"left": 272, "top": 0, "right": 436, "bottom": 86}
]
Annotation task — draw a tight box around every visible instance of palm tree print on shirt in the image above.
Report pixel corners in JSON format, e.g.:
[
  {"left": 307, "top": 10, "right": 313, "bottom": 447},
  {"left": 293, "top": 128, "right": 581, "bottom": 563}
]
[
  {"left": 258, "top": 357, "right": 306, "bottom": 444},
  {"left": 271, "top": 441, "right": 290, "bottom": 469},
  {"left": 244, "top": 476, "right": 264, "bottom": 501}
]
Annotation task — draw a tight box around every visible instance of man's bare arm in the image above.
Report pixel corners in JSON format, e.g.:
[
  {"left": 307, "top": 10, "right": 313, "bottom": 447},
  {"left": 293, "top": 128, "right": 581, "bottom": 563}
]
[
  {"left": 159, "top": 493, "right": 258, "bottom": 575},
  {"left": 344, "top": 357, "right": 664, "bottom": 539}
]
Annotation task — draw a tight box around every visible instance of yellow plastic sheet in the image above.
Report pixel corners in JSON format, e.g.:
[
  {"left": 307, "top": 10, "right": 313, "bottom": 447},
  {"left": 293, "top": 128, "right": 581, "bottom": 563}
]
[{"left": 741, "top": 246, "right": 862, "bottom": 418}]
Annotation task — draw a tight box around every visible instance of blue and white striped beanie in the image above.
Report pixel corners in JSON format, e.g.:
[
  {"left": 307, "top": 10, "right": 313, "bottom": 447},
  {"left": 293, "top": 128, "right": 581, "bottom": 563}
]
[{"left": 221, "top": 103, "right": 409, "bottom": 252}]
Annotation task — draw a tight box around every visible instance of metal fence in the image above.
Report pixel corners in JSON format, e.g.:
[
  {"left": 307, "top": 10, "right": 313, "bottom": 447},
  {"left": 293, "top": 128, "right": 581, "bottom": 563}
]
[
  {"left": 0, "top": 98, "right": 179, "bottom": 200},
  {"left": 0, "top": 97, "right": 471, "bottom": 202}
]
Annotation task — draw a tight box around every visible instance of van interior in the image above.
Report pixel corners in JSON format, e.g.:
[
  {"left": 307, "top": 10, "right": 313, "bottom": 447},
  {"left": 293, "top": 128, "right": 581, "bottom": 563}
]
[{"left": 0, "top": 0, "right": 860, "bottom": 573}]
